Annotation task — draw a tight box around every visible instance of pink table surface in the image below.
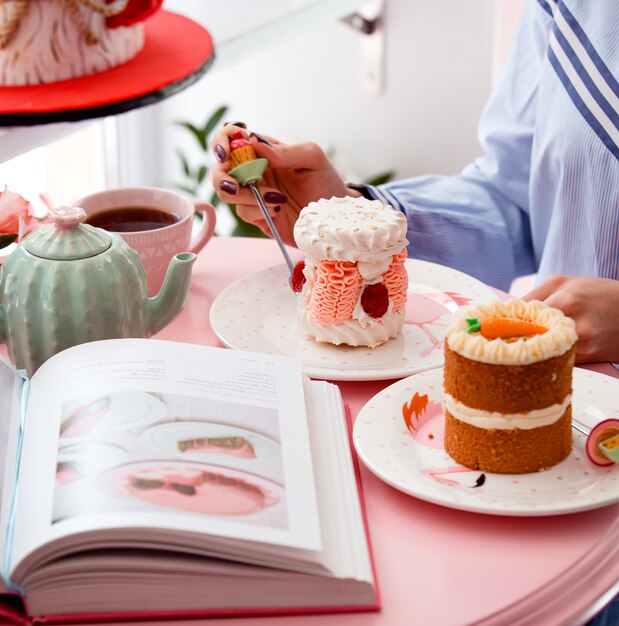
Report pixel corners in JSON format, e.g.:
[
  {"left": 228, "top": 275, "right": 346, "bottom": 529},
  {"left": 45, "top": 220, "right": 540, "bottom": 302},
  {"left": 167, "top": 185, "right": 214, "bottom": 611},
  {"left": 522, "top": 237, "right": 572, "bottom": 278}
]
[
  {"left": 16, "top": 236, "right": 619, "bottom": 626},
  {"left": 153, "top": 237, "right": 619, "bottom": 626}
]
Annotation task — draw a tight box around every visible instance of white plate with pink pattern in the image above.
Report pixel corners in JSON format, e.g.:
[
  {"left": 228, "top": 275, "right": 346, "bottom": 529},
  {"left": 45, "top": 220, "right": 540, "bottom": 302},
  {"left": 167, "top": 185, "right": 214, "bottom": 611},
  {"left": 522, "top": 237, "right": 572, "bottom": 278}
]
[
  {"left": 140, "top": 421, "right": 280, "bottom": 462},
  {"left": 210, "top": 259, "right": 500, "bottom": 381},
  {"left": 353, "top": 367, "right": 619, "bottom": 516}
]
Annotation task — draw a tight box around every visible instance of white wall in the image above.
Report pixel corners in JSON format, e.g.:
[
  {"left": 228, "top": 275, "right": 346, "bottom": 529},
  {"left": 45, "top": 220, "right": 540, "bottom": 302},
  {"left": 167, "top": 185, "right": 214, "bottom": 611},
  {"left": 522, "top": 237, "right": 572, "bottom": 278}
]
[{"left": 118, "top": 0, "right": 510, "bottom": 194}]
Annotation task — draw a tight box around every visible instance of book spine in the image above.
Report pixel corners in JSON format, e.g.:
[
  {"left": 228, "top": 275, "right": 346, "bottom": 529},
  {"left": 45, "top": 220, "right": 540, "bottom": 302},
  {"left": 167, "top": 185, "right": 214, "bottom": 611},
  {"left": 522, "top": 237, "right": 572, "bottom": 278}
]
[{"left": 2, "top": 375, "right": 30, "bottom": 595}]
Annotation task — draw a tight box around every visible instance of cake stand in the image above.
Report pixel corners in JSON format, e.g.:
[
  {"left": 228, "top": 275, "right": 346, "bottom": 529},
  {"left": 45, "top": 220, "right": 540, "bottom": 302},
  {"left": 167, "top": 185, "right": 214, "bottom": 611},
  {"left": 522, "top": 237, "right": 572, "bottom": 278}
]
[{"left": 0, "top": 10, "right": 214, "bottom": 126}]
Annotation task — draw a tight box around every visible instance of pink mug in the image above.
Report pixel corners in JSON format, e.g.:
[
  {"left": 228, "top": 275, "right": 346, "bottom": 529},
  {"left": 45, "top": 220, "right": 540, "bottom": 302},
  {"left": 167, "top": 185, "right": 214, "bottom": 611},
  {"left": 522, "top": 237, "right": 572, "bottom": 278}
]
[{"left": 73, "top": 187, "right": 216, "bottom": 295}]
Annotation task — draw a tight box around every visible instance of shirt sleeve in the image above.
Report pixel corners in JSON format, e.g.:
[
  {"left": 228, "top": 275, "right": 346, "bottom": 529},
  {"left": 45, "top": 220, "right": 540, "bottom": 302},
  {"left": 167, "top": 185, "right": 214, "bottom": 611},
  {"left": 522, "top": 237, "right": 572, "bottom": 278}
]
[{"left": 367, "top": 0, "right": 551, "bottom": 292}]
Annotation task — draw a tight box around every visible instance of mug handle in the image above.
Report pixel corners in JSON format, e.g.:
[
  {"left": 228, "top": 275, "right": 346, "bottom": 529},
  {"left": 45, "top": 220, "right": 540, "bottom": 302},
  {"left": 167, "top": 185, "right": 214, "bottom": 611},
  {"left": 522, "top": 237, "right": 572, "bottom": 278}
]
[{"left": 190, "top": 200, "right": 217, "bottom": 254}]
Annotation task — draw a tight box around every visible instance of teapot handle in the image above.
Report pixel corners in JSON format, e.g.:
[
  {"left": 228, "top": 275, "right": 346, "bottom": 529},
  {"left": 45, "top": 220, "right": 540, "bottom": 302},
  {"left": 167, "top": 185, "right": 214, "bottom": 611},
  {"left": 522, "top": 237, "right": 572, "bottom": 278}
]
[{"left": 189, "top": 201, "right": 216, "bottom": 254}]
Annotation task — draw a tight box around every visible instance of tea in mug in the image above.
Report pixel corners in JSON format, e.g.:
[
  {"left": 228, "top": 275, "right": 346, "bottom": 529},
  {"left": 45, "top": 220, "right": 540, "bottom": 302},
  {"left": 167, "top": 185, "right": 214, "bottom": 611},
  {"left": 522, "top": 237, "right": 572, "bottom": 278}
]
[{"left": 85, "top": 207, "right": 180, "bottom": 232}]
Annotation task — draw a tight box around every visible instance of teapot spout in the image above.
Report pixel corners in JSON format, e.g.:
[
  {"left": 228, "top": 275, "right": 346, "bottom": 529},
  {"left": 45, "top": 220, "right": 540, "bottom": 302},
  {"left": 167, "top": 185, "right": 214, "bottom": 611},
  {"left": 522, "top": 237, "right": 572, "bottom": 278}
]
[{"left": 145, "top": 252, "right": 197, "bottom": 336}]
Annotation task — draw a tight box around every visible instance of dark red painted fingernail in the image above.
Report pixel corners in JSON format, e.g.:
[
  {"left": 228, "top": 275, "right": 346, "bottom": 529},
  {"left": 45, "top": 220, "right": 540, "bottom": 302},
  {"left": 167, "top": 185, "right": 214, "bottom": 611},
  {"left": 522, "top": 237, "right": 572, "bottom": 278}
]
[
  {"left": 251, "top": 132, "right": 273, "bottom": 147},
  {"left": 214, "top": 144, "right": 227, "bottom": 162},
  {"left": 224, "top": 121, "right": 247, "bottom": 129},
  {"left": 264, "top": 191, "right": 287, "bottom": 204},
  {"left": 220, "top": 180, "right": 238, "bottom": 195},
  {"left": 273, "top": 205, "right": 281, "bottom": 213}
]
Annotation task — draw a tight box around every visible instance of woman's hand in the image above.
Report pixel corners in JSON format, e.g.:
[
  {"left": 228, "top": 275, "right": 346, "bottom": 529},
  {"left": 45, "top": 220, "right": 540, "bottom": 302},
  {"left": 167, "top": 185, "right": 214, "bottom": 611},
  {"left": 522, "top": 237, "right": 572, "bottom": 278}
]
[
  {"left": 209, "top": 125, "right": 356, "bottom": 246},
  {"left": 523, "top": 275, "right": 619, "bottom": 364}
]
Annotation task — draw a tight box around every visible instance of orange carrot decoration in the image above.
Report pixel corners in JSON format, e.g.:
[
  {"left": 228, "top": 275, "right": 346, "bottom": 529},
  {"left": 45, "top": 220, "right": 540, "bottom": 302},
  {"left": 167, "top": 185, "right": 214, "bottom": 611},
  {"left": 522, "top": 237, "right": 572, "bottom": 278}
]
[
  {"left": 402, "top": 392, "right": 429, "bottom": 432},
  {"left": 466, "top": 316, "right": 548, "bottom": 339}
]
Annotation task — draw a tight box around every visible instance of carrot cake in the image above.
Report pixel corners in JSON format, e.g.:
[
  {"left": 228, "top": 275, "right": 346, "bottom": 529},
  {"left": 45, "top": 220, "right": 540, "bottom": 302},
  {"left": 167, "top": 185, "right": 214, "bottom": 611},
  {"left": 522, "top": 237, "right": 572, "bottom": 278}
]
[
  {"left": 443, "top": 299, "right": 577, "bottom": 474},
  {"left": 292, "top": 196, "right": 409, "bottom": 347}
]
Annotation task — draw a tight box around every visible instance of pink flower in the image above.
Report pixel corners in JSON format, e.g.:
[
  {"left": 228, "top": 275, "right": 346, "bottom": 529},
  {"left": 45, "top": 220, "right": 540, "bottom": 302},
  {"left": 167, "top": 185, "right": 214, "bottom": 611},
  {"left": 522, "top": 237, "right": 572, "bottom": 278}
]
[{"left": 0, "top": 186, "right": 40, "bottom": 249}]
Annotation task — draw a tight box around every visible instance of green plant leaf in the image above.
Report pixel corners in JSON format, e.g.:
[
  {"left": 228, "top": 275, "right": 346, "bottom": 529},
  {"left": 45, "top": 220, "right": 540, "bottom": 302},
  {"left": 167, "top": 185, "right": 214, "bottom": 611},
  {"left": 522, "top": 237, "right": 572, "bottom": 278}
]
[
  {"left": 364, "top": 170, "right": 395, "bottom": 186},
  {"left": 231, "top": 220, "right": 268, "bottom": 238},
  {"left": 175, "top": 184, "right": 198, "bottom": 196},
  {"left": 196, "top": 165, "right": 208, "bottom": 184},
  {"left": 177, "top": 150, "right": 191, "bottom": 178},
  {"left": 173, "top": 104, "right": 268, "bottom": 239},
  {"left": 229, "top": 204, "right": 267, "bottom": 238},
  {"left": 203, "top": 105, "right": 229, "bottom": 139},
  {"left": 0, "top": 233, "right": 18, "bottom": 250},
  {"left": 175, "top": 121, "right": 207, "bottom": 151},
  {"left": 209, "top": 190, "right": 222, "bottom": 208}
]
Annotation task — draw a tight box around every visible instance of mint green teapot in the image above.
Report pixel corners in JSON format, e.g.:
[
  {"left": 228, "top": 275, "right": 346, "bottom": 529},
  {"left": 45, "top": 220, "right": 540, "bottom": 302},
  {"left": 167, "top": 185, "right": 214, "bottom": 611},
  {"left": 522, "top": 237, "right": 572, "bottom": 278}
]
[{"left": 0, "top": 206, "right": 196, "bottom": 376}]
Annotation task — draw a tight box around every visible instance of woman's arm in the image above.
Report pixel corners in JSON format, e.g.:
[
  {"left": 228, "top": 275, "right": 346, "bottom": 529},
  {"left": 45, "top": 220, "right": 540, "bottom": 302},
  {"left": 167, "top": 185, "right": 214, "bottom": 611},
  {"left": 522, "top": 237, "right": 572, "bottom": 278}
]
[{"left": 369, "top": 0, "right": 552, "bottom": 290}]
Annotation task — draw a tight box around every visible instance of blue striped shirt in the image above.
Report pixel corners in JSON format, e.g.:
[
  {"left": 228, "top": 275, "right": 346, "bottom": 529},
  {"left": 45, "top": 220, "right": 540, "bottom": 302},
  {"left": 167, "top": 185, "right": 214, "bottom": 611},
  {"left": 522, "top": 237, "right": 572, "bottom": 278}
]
[{"left": 367, "top": 0, "right": 618, "bottom": 292}]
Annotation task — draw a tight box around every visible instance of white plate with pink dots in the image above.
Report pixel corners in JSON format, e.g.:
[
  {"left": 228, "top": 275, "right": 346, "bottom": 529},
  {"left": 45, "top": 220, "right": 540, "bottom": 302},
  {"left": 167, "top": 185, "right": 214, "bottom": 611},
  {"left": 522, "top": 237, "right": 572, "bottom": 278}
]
[
  {"left": 209, "top": 259, "right": 500, "bottom": 381},
  {"left": 353, "top": 367, "right": 619, "bottom": 516}
]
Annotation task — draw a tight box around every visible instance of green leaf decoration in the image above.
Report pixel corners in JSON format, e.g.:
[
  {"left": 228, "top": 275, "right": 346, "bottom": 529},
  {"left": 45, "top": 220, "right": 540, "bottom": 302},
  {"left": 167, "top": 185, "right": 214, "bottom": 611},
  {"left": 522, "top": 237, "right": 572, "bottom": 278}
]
[
  {"left": 0, "top": 233, "right": 18, "bottom": 250},
  {"left": 465, "top": 318, "right": 481, "bottom": 333},
  {"left": 196, "top": 165, "right": 208, "bottom": 184}
]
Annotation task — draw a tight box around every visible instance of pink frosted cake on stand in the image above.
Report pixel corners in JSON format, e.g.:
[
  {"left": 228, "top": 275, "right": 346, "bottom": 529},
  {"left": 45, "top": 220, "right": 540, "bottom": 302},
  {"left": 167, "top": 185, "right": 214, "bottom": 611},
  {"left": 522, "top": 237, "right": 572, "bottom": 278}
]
[
  {"left": 292, "top": 196, "right": 409, "bottom": 348},
  {"left": 0, "top": 0, "right": 159, "bottom": 85}
]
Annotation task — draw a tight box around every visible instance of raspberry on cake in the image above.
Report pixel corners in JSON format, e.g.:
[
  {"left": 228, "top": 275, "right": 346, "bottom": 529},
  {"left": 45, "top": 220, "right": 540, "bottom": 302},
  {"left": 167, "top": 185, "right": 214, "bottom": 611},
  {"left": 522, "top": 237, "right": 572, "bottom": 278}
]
[
  {"left": 293, "top": 196, "right": 409, "bottom": 348},
  {"left": 443, "top": 299, "right": 578, "bottom": 474}
]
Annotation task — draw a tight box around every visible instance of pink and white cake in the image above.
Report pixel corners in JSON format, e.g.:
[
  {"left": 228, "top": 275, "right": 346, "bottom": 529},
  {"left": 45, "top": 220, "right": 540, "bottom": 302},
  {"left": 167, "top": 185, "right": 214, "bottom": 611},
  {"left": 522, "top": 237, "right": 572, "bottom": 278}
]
[
  {"left": 292, "top": 196, "right": 409, "bottom": 348},
  {"left": 124, "top": 464, "right": 276, "bottom": 515},
  {"left": 0, "top": 0, "right": 160, "bottom": 86}
]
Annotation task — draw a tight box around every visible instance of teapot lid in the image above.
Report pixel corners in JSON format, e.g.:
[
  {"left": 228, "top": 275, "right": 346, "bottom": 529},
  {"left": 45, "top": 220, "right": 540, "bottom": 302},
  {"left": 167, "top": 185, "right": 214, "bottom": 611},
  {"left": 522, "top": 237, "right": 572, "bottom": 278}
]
[{"left": 24, "top": 206, "right": 112, "bottom": 260}]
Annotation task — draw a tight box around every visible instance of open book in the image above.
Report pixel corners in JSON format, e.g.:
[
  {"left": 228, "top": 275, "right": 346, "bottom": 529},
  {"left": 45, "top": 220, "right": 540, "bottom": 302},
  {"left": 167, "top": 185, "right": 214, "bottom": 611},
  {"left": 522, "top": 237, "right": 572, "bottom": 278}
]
[{"left": 0, "top": 339, "right": 377, "bottom": 624}]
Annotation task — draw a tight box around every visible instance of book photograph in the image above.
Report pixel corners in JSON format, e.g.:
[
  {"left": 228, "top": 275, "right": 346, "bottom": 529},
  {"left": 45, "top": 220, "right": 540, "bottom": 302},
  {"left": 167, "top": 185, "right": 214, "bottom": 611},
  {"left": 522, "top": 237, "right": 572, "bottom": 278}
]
[{"left": 54, "top": 392, "right": 286, "bottom": 527}]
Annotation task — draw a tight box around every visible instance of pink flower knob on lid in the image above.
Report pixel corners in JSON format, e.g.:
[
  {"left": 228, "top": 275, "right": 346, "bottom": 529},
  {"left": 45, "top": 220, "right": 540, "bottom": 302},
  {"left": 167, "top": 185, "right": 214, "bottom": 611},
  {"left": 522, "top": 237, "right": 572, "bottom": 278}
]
[{"left": 50, "top": 206, "right": 87, "bottom": 232}]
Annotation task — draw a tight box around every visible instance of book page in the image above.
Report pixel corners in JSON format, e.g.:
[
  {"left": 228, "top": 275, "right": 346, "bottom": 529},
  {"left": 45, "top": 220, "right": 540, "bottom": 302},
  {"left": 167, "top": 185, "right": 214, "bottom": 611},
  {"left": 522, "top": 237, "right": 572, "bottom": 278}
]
[{"left": 8, "top": 339, "right": 322, "bottom": 578}]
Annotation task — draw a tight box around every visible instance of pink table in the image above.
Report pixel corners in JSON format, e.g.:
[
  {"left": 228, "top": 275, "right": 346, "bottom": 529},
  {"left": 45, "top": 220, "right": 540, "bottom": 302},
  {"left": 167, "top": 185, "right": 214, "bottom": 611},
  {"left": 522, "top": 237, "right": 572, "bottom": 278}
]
[
  {"left": 47, "top": 236, "right": 618, "bottom": 625},
  {"left": 148, "top": 237, "right": 619, "bottom": 626}
]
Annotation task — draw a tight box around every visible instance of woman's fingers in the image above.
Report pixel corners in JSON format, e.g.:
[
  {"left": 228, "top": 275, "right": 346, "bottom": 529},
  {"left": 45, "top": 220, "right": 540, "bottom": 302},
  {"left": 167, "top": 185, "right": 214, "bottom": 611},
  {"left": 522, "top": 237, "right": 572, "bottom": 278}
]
[
  {"left": 521, "top": 275, "right": 569, "bottom": 302},
  {"left": 259, "top": 141, "right": 328, "bottom": 169},
  {"left": 209, "top": 159, "right": 287, "bottom": 207},
  {"left": 210, "top": 124, "right": 247, "bottom": 163},
  {"left": 522, "top": 275, "right": 619, "bottom": 363},
  {"left": 235, "top": 204, "right": 278, "bottom": 236}
]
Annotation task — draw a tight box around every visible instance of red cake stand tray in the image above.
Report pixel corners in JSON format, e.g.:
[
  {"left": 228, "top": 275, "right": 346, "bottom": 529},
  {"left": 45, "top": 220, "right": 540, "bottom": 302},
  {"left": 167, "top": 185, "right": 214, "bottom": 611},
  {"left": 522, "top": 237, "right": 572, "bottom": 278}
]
[{"left": 0, "top": 10, "right": 214, "bottom": 126}]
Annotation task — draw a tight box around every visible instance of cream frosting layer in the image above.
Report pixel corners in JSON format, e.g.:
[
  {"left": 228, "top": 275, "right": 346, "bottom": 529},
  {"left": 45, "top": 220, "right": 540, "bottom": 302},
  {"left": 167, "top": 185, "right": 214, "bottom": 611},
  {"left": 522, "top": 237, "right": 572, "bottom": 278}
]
[
  {"left": 0, "top": 0, "right": 144, "bottom": 86},
  {"left": 444, "top": 393, "right": 571, "bottom": 430},
  {"left": 297, "top": 307, "right": 404, "bottom": 348},
  {"left": 446, "top": 299, "right": 577, "bottom": 365},
  {"left": 293, "top": 196, "right": 408, "bottom": 264}
]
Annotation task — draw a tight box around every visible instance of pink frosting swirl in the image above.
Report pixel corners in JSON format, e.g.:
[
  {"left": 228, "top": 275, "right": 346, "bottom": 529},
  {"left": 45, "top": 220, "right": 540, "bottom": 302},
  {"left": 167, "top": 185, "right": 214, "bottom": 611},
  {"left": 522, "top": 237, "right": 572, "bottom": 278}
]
[
  {"left": 308, "top": 260, "right": 362, "bottom": 326},
  {"left": 383, "top": 249, "right": 408, "bottom": 312}
]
